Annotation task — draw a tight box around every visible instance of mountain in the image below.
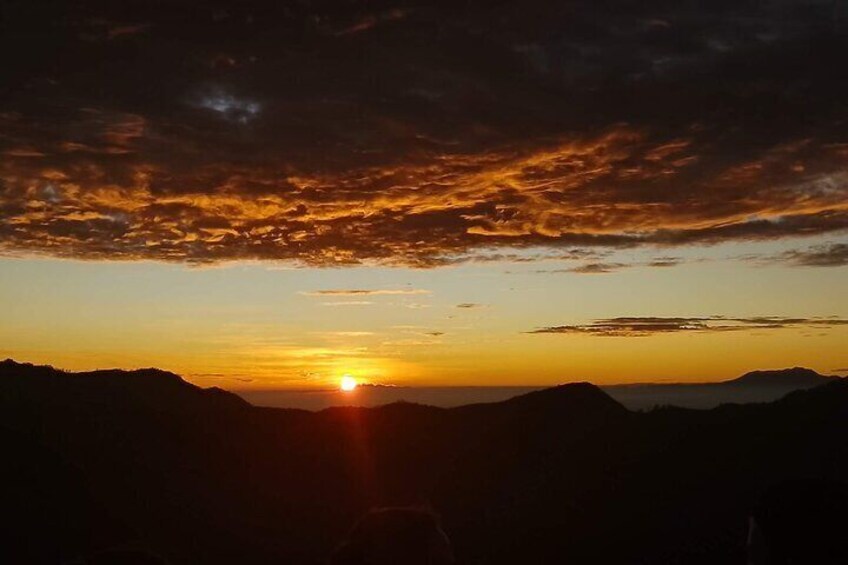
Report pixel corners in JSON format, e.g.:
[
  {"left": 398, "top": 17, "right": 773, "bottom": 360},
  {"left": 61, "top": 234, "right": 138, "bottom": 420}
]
[
  {"left": 458, "top": 382, "right": 625, "bottom": 416},
  {"left": 238, "top": 368, "right": 837, "bottom": 411},
  {"left": 0, "top": 358, "right": 250, "bottom": 413},
  {"left": 1, "top": 360, "right": 846, "bottom": 565},
  {"left": 723, "top": 367, "right": 838, "bottom": 387},
  {"left": 500, "top": 381, "right": 623, "bottom": 410},
  {"left": 603, "top": 367, "right": 839, "bottom": 410}
]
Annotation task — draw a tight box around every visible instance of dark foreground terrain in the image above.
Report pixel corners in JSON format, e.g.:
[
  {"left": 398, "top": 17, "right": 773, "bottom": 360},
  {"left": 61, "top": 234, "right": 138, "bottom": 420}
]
[{"left": 2, "top": 359, "right": 847, "bottom": 564}]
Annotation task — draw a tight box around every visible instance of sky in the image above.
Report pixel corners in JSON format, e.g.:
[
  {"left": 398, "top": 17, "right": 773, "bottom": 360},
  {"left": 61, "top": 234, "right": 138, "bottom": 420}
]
[{"left": 1, "top": 0, "right": 847, "bottom": 389}]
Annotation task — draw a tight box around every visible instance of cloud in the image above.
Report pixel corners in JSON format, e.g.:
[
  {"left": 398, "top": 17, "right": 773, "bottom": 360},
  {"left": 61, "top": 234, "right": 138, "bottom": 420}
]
[
  {"left": 456, "top": 303, "right": 486, "bottom": 309},
  {"left": 321, "top": 301, "right": 374, "bottom": 306},
  {"left": 313, "top": 331, "right": 375, "bottom": 337},
  {"left": 647, "top": 257, "right": 682, "bottom": 268},
  {"left": 330, "top": 8, "right": 408, "bottom": 36},
  {"left": 190, "top": 372, "right": 254, "bottom": 383},
  {"left": 193, "top": 87, "right": 261, "bottom": 124},
  {"left": 529, "top": 316, "right": 848, "bottom": 337},
  {"left": 778, "top": 243, "right": 848, "bottom": 267},
  {"left": 380, "top": 339, "right": 437, "bottom": 347},
  {"left": 566, "top": 262, "right": 628, "bottom": 274},
  {"left": 533, "top": 257, "right": 685, "bottom": 274},
  {"left": 396, "top": 328, "right": 445, "bottom": 338},
  {"left": 2, "top": 1, "right": 848, "bottom": 266},
  {"left": 303, "top": 289, "right": 430, "bottom": 296}
]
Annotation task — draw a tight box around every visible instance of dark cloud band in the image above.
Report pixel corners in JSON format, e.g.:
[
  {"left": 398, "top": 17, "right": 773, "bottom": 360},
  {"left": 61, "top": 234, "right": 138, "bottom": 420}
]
[
  {"left": 778, "top": 243, "right": 848, "bottom": 267},
  {"left": 530, "top": 316, "right": 848, "bottom": 337}
]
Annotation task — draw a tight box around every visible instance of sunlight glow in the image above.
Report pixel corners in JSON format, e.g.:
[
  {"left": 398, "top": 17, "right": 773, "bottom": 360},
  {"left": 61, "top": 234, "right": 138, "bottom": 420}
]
[{"left": 340, "top": 375, "right": 358, "bottom": 392}]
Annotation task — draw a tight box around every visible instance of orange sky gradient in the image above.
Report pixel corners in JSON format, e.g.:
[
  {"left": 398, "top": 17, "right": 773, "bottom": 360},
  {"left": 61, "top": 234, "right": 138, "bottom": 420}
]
[{"left": 2, "top": 0, "right": 847, "bottom": 390}]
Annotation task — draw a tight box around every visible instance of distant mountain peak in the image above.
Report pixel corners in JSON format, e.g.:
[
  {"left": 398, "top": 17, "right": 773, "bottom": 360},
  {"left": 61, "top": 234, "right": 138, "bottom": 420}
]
[
  {"left": 499, "top": 382, "right": 627, "bottom": 414},
  {"left": 725, "top": 367, "right": 835, "bottom": 387}
]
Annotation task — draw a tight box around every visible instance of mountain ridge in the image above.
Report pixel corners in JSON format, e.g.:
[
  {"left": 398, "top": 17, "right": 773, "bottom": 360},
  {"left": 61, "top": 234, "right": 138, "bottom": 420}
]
[
  {"left": 0, "top": 358, "right": 249, "bottom": 412},
  {"left": 724, "top": 366, "right": 838, "bottom": 386},
  {"left": 1, "top": 359, "right": 840, "bottom": 413},
  {"left": 2, "top": 358, "right": 848, "bottom": 564}
]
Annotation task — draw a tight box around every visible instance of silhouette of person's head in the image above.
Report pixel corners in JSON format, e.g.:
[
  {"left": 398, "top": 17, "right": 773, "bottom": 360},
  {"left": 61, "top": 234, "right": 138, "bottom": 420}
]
[
  {"left": 748, "top": 479, "right": 848, "bottom": 565},
  {"left": 331, "top": 507, "right": 454, "bottom": 565}
]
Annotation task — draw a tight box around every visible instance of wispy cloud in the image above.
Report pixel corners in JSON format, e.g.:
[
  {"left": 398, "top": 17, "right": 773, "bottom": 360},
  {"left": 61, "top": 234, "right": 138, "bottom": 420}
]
[
  {"left": 456, "top": 303, "right": 486, "bottom": 309},
  {"left": 311, "top": 331, "right": 375, "bottom": 337},
  {"left": 532, "top": 257, "right": 685, "bottom": 274},
  {"left": 321, "top": 301, "right": 374, "bottom": 306},
  {"left": 189, "top": 372, "right": 254, "bottom": 383},
  {"left": 567, "top": 262, "right": 628, "bottom": 274},
  {"left": 647, "top": 257, "right": 683, "bottom": 268},
  {"left": 303, "top": 289, "right": 430, "bottom": 296},
  {"left": 529, "top": 316, "right": 848, "bottom": 337},
  {"left": 381, "top": 339, "right": 440, "bottom": 347},
  {"left": 330, "top": 8, "right": 407, "bottom": 36},
  {"left": 777, "top": 243, "right": 848, "bottom": 267}
]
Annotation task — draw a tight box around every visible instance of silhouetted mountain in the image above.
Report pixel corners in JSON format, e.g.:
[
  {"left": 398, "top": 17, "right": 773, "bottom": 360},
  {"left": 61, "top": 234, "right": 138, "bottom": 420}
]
[
  {"left": 456, "top": 382, "right": 627, "bottom": 431},
  {"left": 1, "top": 360, "right": 846, "bottom": 565},
  {"left": 0, "top": 359, "right": 250, "bottom": 413},
  {"left": 239, "top": 368, "right": 838, "bottom": 411},
  {"left": 604, "top": 367, "right": 839, "bottom": 410},
  {"left": 503, "top": 381, "right": 622, "bottom": 410},
  {"left": 723, "top": 367, "right": 837, "bottom": 387}
]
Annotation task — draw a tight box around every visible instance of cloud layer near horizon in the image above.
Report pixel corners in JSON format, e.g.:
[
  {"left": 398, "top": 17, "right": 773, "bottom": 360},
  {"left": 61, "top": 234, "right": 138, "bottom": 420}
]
[{"left": 2, "top": 1, "right": 847, "bottom": 266}]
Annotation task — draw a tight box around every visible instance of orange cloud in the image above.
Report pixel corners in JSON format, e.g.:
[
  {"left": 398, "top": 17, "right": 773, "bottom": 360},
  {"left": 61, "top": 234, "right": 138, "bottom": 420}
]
[{"left": 3, "top": 1, "right": 848, "bottom": 267}]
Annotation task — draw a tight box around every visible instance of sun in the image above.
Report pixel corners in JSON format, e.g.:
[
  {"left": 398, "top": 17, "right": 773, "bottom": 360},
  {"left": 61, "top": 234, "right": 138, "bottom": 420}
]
[{"left": 340, "top": 375, "right": 358, "bottom": 392}]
